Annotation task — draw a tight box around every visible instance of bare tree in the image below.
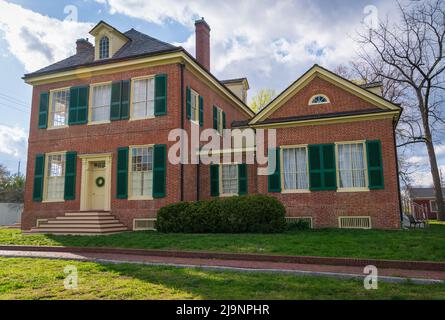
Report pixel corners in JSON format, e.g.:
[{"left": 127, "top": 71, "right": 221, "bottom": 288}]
[{"left": 355, "top": 0, "right": 445, "bottom": 220}]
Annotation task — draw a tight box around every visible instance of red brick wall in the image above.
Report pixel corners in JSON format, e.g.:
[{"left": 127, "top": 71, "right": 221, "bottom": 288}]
[
  {"left": 270, "top": 76, "right": 381, "bottom": 119},
  {"left": 413, "top": 199, "right": 437, "bottom": 219},
  {"left": 254, "top": 118, "right": 401, "bottom": 229}
]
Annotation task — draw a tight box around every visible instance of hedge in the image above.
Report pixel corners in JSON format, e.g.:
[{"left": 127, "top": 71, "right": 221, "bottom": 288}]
[{"left": 156, "top": 195, "right": 286, "bottom": 233}]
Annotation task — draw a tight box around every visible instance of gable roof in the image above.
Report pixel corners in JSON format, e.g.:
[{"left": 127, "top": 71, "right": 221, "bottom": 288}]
[
  {"left": 249, "top": 64, "right": 402, "bottom": 125},
  {"left": 409, "top": 187, "right": 445, "bottom": 199},
  {"left": 24, "top": 28, "right": 179, "bottom": 78}
]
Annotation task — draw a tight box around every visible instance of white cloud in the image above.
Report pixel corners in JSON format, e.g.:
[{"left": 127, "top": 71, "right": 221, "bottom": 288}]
[
  {"left": 0, "top": 0, "right": 94, "bottom": 72},
  {"left": 95, "top": 0, "right": 385, "bottom": 87},
  {"left": 0, "top": 125, "right": 27, "bottom": 158}
]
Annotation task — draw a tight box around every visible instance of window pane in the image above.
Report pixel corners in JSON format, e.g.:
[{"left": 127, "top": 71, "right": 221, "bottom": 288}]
[
  {"left": 132, "top": 78, "right": 154, "bottom": 119},
  {"left": 338, "top": 143, "right": 366, "bottom": 188},
  {"left": 222, "top": 164, "right": 238, "bottom": 194},
  {"left": 92, "top": 84, "right": 111, "bottom": 122},
  {"left": 283, "top": 147, "right": 309, "bottom": 190},
  {"left": 131, "top": 147, "right": 153, "bottom": 197},
  {"left": 46, "top": 154, "right": 65, "bottom": 200},
  {"left": 191, "top": 91, "right": 199, "bottom": 122},
  {"left": 50, "top": 89, "right": 69, "bottom": 127}
]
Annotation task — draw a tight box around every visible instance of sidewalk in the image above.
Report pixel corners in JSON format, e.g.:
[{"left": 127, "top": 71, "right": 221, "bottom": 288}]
[{"left": 0, "top": 246, "right": 444, "bottom": 284}]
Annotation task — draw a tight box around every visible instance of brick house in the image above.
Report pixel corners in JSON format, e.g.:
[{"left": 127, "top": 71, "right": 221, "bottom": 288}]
[
  {"left": 22, "top": 20, "right": 402, "bottom": 233},
  {"left": 408, "top": 187, "right": 443, "bottom": 220}
]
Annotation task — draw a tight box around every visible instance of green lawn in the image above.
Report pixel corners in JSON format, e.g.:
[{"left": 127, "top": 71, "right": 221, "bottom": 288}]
[
  {"left": 1, "top": 225, "right": 445, "bottom": 261},
  {"left": 0, "top": 257, "right": 444, "bottom": 300}
]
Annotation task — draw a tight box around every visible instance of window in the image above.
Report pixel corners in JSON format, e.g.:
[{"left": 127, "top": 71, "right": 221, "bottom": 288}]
[
  {"left": 99, "top": 36, "right": 109, "bottom": 59},
  {"left": 309, "top": 94, "right": 329, "bottom": 105},
  {"left": 337, "top": 142, "right": 367, "bottom": 190},
  {"left": 91, "top": 84, "right": 111, "bottom": 122},
  {"left": 190, "top": 90, "right": 199, "bottom": 122},
  {"left": 50, "top": 89, "right": 69, "bottom": 127},
  {"left": 431, "top": 200, "right": 438, "bottom": 212},
  {"left": 221, "top": 164, "right": 238, "bottom": 195},
  {"left": 282, "top": 147, "right": 309, "bottom": 191},
  {"left": 130, "top": 146, "right": 153, "bottom": 198},
  {"left": 45, "top": 153, "right": 65, "bottom": 201},
  {"left": 215, "top": 106, "right": 223, "bottom": 134},
  {"left": 132, "top": 78, "right": 155, "bottom": 119}
]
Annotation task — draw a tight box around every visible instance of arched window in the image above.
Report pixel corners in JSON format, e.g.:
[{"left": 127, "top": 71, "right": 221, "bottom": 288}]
[
  {"left": 309, "top": 94, "right": 330, "bottom": 105},
  {"left": 99, "top": 36, "right": 109, "bottom": 59}
]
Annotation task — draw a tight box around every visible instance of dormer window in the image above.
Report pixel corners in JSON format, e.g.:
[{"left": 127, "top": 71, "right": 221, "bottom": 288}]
[
  {"left": 99, "top": 36, "right": 110, "bottom": 59},
  {"left": 309, "top": 94, "right": 330, "bottom": 105}
]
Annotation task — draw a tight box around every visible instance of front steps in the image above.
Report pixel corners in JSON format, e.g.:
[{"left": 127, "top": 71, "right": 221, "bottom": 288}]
[{"left": 29, "top": 211, "right": 128, "bottom": 235}]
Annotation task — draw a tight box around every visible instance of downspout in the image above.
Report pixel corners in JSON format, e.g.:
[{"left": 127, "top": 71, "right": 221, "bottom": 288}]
[{"left": 180, "top": 63, "right": 185, "bottom": 202}]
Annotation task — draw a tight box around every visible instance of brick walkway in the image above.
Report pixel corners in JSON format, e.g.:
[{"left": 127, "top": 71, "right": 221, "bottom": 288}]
[{"left": 1, "top": 248, "right": 444, "bottom": 284}]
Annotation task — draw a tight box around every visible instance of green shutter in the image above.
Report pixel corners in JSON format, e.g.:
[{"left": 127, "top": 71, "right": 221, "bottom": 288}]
[
  {"left": 210, "top": 164, "right": 219, "bottom": 197},
  {"left": 153, "top": 144, "right": 167, "bottom": 198},
  {"left": 367, "top": 140, "right": 384, "bottom": 189},
  {"left": 116, "top": 147, "right": 128, "bottom": 199},
  {"left": 38, "top": 92, "right": 49, "bottom": 129},
  {"left": 186, "top": 86, "right": 191, "bottom": 120},
  {"left": 68, "top": 86, "right": 88, "bottom": 125},
  {"left": 64, "top": 152, "right": 77, "bottom": 200},
  {"left": 199, "top": 96, "right": 204, "bottom": 126},
  {"left": 222, "top": 111, "right": 227, "bottom": 129},
  {"left": 154, "top": 74, "right": 167, "bottom": 116},
  {"left": 238, "top": 163, "right": 247, "bottom": 195},
  {"left": 213, "top": 106, "right": 218, "bottom": 130},
  {"left": 309, "top": 144, "right": 337, "bottom": 191},
  {"left": 68, "top": 87, "right": 79, "bottom": 125},
  {"left": 268, "top": 148, "right": 281, "bottom": 192},
  {"left": 322, "top": 144, "right": 337, "bottom": 190},
  {"left": 77, "top": 86, "right": 89, "bottom": 124},
  {"left": 110, "top": 82, "right": 122, "bottom": 121},
  {"left": 120, "top": 80, "right": 130, "bottom": 120},
  {"left": 32, "top": 154, "right": 45, "bottom": 202}
]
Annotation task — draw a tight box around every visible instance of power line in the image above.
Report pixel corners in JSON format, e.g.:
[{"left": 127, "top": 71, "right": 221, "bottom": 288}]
[
  {"left": 0, "top": 92, "right": 30, "bottom": 107},
  {"left": 0, "top": 94, "right": 30, "bottom": 109},
  {"left": 0, "top": 102, "right": 30, "bottom": 114}
]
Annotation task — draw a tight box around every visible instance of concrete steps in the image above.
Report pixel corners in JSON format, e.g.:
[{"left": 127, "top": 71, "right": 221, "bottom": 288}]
[{"left": 30, "top": 211, "right": 128, "bottom": 235}]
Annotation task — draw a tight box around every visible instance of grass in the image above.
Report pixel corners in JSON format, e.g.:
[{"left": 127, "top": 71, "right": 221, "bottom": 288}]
[
  {"left": 0, "top": 257, "right": 444, "bottom": 300},
  {"left": 1, "top": 225, "right": 445, "bottom": 262}
]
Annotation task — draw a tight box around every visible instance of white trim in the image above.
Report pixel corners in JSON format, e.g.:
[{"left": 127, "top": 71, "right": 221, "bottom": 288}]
[
  {"left": 128, "top": 144, "right": 155, "bottom": 200},
  {"left": 219, "top": 163, "right": 239, "bottom": 197},
  {"left": 280, "top": 145, "right": 310, "bottom": 193},
  {"left": 130, "top": 75, "right": 156, "bottom": 121},
  {"left": 335, "top": 140, "right": 369, "bottom": 192},
  {"left": 308, "top": 94, "right": 330, "bottom": 105}
]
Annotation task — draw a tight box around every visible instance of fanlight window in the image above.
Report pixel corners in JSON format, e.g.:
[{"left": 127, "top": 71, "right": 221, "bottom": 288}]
[
  {"left": 309, "top": 94, "right": 329, "bottom": 105},
  {"left": 99, "top": 36, "right": 110, "bottom": 59}
]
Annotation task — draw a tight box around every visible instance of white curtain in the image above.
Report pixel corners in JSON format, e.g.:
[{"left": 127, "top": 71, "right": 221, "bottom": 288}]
[
  {"left": 283, "top": 148, "right": 308, "bottom": 190},
  {"left": 46, "top": 154, "right": 65, "bottom": 200},
  {"left": 92, "top": 84, "right": 111, "bottom": 122},
  {"left": 338, "top": 143, "right": 365, "bottom": 188},
  {"left": 51, "top": 90, "right": 69, "bottom": 127},
  {"left": 132, "top": 78, "right": 154, "bottom": 118},
  {"left": 222, "top": 164, "right": 238, "bottom": 194},
  {"left": 131, "top": 147, "right": 153, "bottom": 197}
]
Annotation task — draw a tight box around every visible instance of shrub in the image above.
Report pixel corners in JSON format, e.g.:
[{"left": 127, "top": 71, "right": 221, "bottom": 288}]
[
  {"left": 156, "top": 195, "right": 286, "bottom": 233},
  {"left": 286, "top": 219, "right": 311, "bottom": 231}
]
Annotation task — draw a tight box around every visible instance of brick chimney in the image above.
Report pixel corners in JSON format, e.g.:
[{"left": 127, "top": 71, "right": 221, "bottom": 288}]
[
  {"left": 76, "top": 38, "right": 93, "bottom": 54},
  {"left": 195, "top": 17, "right": 211, "bottom": 71}
]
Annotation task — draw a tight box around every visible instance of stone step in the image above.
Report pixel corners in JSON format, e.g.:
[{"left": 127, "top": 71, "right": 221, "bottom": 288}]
[
  {"left": 38, "top": 223, "right": 126, "bottom": 229},
  {"left": 65, "top": 212, "right": 112, "bottom": 217},
  {"left": 30, "top": 227, "right": 128, "bottom": 234},
  {"left": 56, "top": 216, "right": 116, "bottom": 220},
  {"left": 51, "top": 218, "right": 118, "bottom": 223}
]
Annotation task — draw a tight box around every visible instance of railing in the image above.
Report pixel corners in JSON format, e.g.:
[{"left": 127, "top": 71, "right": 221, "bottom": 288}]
[{"left": 411, "top": 202, "right": 429, "bottom": 227}]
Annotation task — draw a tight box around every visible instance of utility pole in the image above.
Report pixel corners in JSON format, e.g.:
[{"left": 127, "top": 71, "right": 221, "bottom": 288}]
[{"left": 17, "top": 160, "right": 20, "bottom": 176}]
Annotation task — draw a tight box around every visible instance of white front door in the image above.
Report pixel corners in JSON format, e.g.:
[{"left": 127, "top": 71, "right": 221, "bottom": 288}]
[{"left": 88, "top": 161, "right": 106, "bottom": 211}]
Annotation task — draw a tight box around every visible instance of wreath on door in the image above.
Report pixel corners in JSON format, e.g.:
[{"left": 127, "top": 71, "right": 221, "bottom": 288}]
[{"left": 96, "top": 177, "right": 105, "bottom": 187}]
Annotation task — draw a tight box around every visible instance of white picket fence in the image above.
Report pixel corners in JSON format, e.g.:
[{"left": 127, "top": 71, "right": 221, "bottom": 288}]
[{"left": 0, "top": 203, "right": 22, "bottom": 226}]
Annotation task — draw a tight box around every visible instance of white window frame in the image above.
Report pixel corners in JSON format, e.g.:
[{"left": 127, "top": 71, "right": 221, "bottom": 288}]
[
  {"left": 335, "top": 140, "right": 369, "bottom": 192},
  {"left": 190, "top": 89, "right": 200, "bottom": 124},
  {"left": 215, "top": 106, "right": 224, "bottom": 135},
  {"left": 308, "top": 94, "right": 330, "bottom": 105},
  {"left": 99, "top": 36, "right": 110, "bottom": 59},
  {"left": 280, "top": 145, "right": 310, "bottom": 193},
  {"left": 130, "top": 75, "right": 156, "bottom": 121},
  {"left": 89, "top": 81, "right": 112, "bottom": 125},
  {"left": 128, "top": 144, "right": 154, "bottom": 200},
  {"left": 48, "top": 87, "right": 70, "bottom": 129},
  {"left": 220, "top": 163, "right": 239, "bottom": 197},
  {"left": 43, "top": 151, "right": 66, "bottom": 203}
]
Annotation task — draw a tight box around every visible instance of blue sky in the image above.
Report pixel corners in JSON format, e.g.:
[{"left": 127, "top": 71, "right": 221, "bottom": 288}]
[{"left": 0, "top": 0, "right": 442, "bottom": 186}]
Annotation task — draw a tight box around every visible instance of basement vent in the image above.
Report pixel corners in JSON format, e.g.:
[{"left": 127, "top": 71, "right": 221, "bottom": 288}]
[
  {"left": 36, "top": 219, "right": 48, "bottom": 227},
  {"left": 338, "top": 216, "right": 371, "bottom": 229},
  {"left": 285, "top": 217, "right": 313, "bottom": 228},
  {"left": 133, "top": 218, "right": 156, "bottom": 231}
]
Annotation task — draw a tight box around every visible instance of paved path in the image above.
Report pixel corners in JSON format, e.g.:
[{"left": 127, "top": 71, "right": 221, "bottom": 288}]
[{"left": 1, "top": 249, "right": 444, "bottom": 285}]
